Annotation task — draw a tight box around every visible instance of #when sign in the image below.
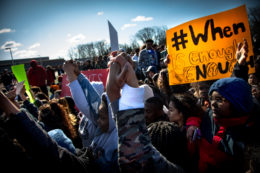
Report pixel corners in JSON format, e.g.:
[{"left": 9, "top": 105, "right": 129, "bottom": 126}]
[{"left": 166, "top": 5, "right": 255, "bottom": 85}]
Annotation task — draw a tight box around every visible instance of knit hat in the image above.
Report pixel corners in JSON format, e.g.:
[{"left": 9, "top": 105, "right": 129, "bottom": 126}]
[{"left": 209, "top": 77, "right": 253, "bottom": 114}]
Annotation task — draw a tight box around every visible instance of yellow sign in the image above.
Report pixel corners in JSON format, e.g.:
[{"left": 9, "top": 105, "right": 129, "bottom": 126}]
[{"left": 166, "top": 5, "right": 254, "bottom": 85}]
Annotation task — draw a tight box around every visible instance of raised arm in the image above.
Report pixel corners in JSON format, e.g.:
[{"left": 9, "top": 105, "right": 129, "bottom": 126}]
[
  {"left": 231, "top": 39, "right": 249, "bottom": 81},
  {"left": 63, "top": 61, "right": 100, "bottom": 125},
  {"left": 106, "top": 55, "right": 184, "bottom": 172}
]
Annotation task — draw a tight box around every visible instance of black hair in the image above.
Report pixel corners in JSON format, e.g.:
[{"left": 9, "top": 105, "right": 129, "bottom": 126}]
[
  {"left": 65, "top": 96, "right": 78, "bottom": 115},
  {"left": 145, "top": 96, "right": 163, "bottom": 110},
  {"left": 145, "top": 39, "right": 154, "bottom": 44},
  {"left": 99, "top": 93, "right": 109, "bottom": 115},
  {"left": 169, "top": 93, "right": 203, "bottom": 123},
  {"left": 148, "top": 121, "right": 189, "bottom": 170}
]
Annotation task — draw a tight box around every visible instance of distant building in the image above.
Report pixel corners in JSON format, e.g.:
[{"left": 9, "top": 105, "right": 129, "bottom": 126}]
[{"left": 0, "top": 57, "right": 65, "bottom": 73}]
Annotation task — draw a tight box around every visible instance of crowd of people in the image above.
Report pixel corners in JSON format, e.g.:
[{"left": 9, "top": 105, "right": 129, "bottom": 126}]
[{"left": 0, "top": 38, "right": 260, "bottom": 173}]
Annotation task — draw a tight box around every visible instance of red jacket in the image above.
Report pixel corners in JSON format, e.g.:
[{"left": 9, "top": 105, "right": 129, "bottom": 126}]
[
  {"left": 27, "top": 61, "right": 47, "bottom": 87},
  {"left": 46, "top": 69, "right": 55, "bottom": 86}
]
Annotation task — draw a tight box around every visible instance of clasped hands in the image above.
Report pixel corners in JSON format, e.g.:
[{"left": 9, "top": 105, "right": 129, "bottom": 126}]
[{"left": 63, "top": 52, "right": 139, "bottom": 103}]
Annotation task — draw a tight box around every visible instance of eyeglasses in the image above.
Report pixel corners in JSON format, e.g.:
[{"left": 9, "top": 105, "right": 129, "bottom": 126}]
[{"left": 209, "top": 96, "right": 227, "bottom": 103}]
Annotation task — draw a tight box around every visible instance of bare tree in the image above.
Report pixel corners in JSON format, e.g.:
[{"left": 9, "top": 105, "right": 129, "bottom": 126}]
[
  {"left": 154, "top": 26, "right": 167, "bottom": 45},
  {"left": 87, "top": 42, "right": 96, "bottom": 58},
  {"left": 94, "top": 40, "right": 109, "bottom": 56},
  {"left": 135, "top": 27, "right": 155, "bottom": 43},
  {"left": 77, "top": 44, "right": 87, "bottom": 59},
  {"left": 77, "top": 42, "right": 97, "bottom": 59},
  {"left": 134, "top": 26, "right": 167, "bottom": 45},
  {"left": 119, "top": 44, "right": 133, "bottom": 54},
  {"left": 67, "top": 47, "right": 79, "bottom": 60},
  {"left": 129, "top": 38, "right": 140, "bottom": 50}
]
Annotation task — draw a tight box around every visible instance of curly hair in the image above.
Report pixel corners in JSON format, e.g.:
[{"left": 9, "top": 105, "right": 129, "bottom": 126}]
[
  {"left": 38, "top": 100, "right": 77, "bottom": 140},
  {"left": 58, "top": 97, "right": 78, "bottom": 127},
  {"left": 147, "top": 121, "right": 189, "bottom": 170}
]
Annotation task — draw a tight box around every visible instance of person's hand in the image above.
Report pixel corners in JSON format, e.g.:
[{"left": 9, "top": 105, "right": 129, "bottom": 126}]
[
  {"left": 5, "top": 89, "right": 16, "bottom": 102},
  {"left": 63, "top": 60, "right": 80, "bottom": 82},
  {"left": 109, "top": 52, "right": 134, "bottom": 70},
  {"left": 19, "top": 85, "right": 27, "bottom": 101},
  {"left": 164, "top": 54, "right": 170, "bottom": 65},
  {"left": 236, "top": 39, "right": 248, "bottom": 66},
  {"left": 108, "top": 52, "right": 138, "bottom": 88},
  {"left": 15, "top": 81, "right": 26, "bottom": 101},
  {"left": 186, "top": 125, "right": 198, "bottom": 142},
  {"left": 0, "top": 91, "right": 20, "bottom": 116},
  {"left": 106, "top": 52, "right": 139, "bottom": 102},
  {"left": 106, "top": 62, "right": 128, "bottom": 102}
]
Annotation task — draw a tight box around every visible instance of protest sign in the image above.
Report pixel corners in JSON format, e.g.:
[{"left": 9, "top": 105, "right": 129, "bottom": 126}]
[
  {"left": 60, "top": 69, "right": 108, "bottom": 97},
  {"left": 11, "top": 64, "right": 34, "bottom": 103},
  {"left": 108, "top": 20, "right": 119, "bottom": 51},
  {"left": 166, "top": 5, "right": 254, "bottom": 85}
]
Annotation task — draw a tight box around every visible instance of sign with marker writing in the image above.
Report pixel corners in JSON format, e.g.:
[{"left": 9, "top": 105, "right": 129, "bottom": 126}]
[{"left": 166, "top": 5, "right": 255, "bottom": 85}]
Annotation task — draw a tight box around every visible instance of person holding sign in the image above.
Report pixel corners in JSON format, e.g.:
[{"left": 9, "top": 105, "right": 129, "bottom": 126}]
[{"left": 185, "top": 40, "right": 260, "bottom": 173}]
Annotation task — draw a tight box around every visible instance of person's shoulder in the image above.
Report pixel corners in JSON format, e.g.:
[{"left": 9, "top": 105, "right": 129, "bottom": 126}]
[
  {"left": 37, "top": 65, "right": 46, "bottom": 71},
  {"left": 140, "top": 49, "right": 148, "bottom": 55}
]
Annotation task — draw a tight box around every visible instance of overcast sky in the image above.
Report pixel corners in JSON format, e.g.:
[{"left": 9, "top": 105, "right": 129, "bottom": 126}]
[{"left": 0, "top": 0, "right": 259, "bottom": 61}]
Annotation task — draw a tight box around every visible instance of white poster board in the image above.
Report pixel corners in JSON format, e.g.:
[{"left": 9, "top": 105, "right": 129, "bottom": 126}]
[{"left": 108, "top": 20, "right": 119, "bottom": 51}]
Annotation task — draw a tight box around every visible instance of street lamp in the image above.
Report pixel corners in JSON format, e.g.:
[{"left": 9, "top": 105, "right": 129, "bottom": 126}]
[{"left": 5, "top": 47, "right": 14, "bottom": 66}]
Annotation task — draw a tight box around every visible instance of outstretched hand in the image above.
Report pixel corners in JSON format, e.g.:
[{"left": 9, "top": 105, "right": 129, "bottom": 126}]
[
  {"left": 236, "top": 39, "right": 248, "bottom": 66},
  {"left": 63, "top": 60, "right": 80, "bottom": 82}
]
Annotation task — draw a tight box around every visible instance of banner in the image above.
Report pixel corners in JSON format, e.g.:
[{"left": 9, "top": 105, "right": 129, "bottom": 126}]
[
  {"left": 60, "top": 69, "right": 109, "bottom": 97},
  {"left": 108, "top": 20, "right": 119, "bottom": 51},
  {"left": 166, "top": 5, "right": 255, "bottom": 85},
  {"left": 11, "top": 64, "right": 34, "bottom": 103}
]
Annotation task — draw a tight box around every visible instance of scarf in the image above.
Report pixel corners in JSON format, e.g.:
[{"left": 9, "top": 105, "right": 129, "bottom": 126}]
[{"left": 213, "top": 116, "right": 249, "bottom": 145}]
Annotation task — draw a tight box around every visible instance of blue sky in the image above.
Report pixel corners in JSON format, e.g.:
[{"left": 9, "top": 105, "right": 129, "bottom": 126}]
[{"left": 0, "top": 0, "right": 259, "bottom": 61}]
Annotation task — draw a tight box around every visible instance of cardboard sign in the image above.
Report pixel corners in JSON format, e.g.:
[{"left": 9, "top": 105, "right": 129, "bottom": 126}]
[
  {"left": 166, "top": 5, "right": 254, "bottom": 85},
  {"left": 60, "top": 69, "right": 108, "bottom": 97},
  {"left": 11, "top": 64, "right": 34, "bottom": 103},
  {"left": 108, "top": 20, "right": 119, "bottom": 51}
]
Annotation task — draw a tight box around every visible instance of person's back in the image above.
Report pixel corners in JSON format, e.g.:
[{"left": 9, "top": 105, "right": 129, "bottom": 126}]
[
  {"left": 27, "top": 60, "right": 48, "bottom": 95},
  {"left": 46, "top": 65, "right": 55, "bottom": 86}
]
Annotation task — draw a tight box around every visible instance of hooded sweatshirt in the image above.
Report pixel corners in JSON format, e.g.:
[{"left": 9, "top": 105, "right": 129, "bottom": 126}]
[
  {"left": 27, "top": 60, "right": 47, "bottom": 87},
  {"left": 69, "top": 74, "right": 118, "bottom": 172}
]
